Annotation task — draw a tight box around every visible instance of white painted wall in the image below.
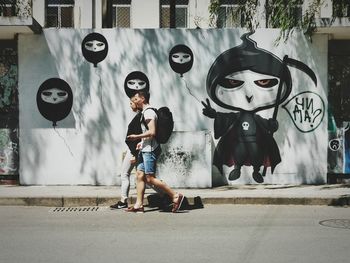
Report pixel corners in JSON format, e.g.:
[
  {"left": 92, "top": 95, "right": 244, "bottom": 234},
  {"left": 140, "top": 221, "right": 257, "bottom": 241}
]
[
  {"left": 188, "top": 0, "right": 211, "bottom": 28},
  {"left": 131, "top": 0, "right": 159, "bottom": 28},
  {"left": 319, "top": 0, "right": 333, "bottom": 18},
  {"left": 75, "top": 0, "right": 93, "bottom": 28},
  {"left": 94, "top": 0, "right": 103, "bottom": 29},
  {"left": 32, "top": 0, "right": 45, "bottom": 27},
  {"left": 18, "top": 28, "right": 328, "bottom": 186}
]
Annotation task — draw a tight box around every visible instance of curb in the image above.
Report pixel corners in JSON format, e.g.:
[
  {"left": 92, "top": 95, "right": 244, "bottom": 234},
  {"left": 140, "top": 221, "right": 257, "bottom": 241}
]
[{"left": 0, "top": 196, "right": 349, "bottom": 207}]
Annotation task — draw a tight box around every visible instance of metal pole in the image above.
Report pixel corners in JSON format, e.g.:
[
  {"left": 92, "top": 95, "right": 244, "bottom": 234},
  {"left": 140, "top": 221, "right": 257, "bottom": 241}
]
[
  {"left": 170, "top": 0, "right": 176, "bottom": 28},
  {"left": 262, "top": 55, "right": 288, "bottom": 177}
]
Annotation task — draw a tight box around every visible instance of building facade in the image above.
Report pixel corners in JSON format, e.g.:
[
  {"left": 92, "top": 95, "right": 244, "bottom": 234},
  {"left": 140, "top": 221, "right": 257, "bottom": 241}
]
[{"left": 1, "top": 0, "right": 350, "bottom": 186}]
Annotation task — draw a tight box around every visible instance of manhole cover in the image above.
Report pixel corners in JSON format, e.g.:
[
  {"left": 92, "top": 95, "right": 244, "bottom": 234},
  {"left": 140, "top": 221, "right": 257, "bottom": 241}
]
[
  {"left": 49, "top": 206, "right": 103, "bottom": 213},
  {"left": 319, "top": 219, "right": 350, "bottom": 229}
]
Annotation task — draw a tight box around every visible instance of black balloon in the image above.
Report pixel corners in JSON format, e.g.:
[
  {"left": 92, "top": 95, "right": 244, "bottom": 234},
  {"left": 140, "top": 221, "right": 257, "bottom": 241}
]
[
  {"left": 37, "top": 78, "right": 73, "bottom": 127},
  {"left": 124, "top": 71, "right": 150, "bottom": 98},
  {"left": 169, "top": 44, "right": 194, "bottom": 77},
  {"left": 81, "top": 33, "right": 108, "bottom": 67}
]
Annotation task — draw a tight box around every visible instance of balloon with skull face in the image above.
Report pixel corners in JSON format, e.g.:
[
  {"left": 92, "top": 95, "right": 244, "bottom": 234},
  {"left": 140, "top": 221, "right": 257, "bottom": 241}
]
[
  {"left": 169, "top": 44, "right": 194, "bottom": 77},
  {"left": 37, "top": 78, "right": 73, "bottom": 127},
  {"left": 81, "top": 33, "right": 108, "bottom": 67},
  {"left": 124, "top": 71, "right": 150, "bottom": 98}
]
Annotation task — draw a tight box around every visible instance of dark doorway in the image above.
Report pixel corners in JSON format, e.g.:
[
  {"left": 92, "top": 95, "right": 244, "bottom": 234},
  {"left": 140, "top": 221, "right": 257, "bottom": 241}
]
[{"left": 327, "top": 40, "right": 350, "bottom": 182}]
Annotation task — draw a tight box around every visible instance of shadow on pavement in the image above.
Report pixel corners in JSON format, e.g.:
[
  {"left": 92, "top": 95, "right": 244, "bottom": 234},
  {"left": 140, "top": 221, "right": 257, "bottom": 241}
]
[{"left": 145, "top": 194, "right": 204, "bottom": 213}]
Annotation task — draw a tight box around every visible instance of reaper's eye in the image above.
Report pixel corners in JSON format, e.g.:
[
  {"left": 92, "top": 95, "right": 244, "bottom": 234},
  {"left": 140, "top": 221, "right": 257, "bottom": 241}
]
[
  {"left": 254, "top": 78, "right": 278, "bottom": 88},
  {"left": 58, "top": 92, "right": 68, "bottom": 97},
  {"left": 85, "top": 43, "right": 93, "bottom": 47},
  {"left": 42, "top": 91, "right": 52, "bottom": 96},
  {"left": 183, "top": 54, "right": 190, "bottom": 59},
  {"left": 219, "top": 78, "right": 244, "bottom": 89},
  {"left": 172, "top": 55, "right": 179, "bottom": 59},
  {"left": 138, "top": 81, "right": 145, "bottom": 86},
  {"left": 97, "top": 43, "right": 104, "bottom": 47},
  {"left": 128, "top": 81, "right": 136, "bottom": 85}
]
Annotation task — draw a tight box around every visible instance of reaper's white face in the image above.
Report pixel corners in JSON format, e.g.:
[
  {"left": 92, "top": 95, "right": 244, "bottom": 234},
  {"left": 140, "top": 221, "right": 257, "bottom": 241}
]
[
  {"left": 215, "top": 70, "right": 281, "bottom": 111},
  {"left": 84, "top": 40, "right": 106, "bottom": 52},
  {"left": 127, "top": 79, "right": 146, "bottom": 91},
  {"left": 171, "top": 52, "right": 192, "bottom": 64},
  {"left": 41, "top": 88, "right": 68, "bottom": 104}
]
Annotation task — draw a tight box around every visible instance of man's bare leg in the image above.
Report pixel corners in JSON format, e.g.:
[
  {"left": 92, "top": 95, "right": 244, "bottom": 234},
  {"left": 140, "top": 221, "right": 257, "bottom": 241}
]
[
  {"left": 146, "top": 175, "right": 179, "bottom": 202},
  {"left": 134, "top": 170, "right": 146, "bottom": 208}
]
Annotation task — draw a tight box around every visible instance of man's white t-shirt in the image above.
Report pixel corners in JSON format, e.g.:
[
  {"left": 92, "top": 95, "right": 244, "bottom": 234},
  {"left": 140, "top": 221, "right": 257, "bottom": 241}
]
[{"left": 140, "top": 106, "right": 159, "bottom": 152}]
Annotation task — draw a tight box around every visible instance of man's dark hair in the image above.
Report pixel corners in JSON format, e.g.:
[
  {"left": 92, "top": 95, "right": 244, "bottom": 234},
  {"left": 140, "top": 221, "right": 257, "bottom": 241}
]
[{"left": 136, "top": 91, "right": 150, "bottom": 103}]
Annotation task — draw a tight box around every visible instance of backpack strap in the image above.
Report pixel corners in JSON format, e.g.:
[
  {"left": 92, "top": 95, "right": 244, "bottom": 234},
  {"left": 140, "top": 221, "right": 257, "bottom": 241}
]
[
  {"left": 141, "top": 108, "right": 156, "bottom": 130},
  {"left": 141, "top": 115, "right": 148, "bottom": 130}
]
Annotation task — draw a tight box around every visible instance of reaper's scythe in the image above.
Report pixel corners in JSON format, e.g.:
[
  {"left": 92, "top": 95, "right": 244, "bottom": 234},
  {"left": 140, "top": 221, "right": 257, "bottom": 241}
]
[{"left": 262, "top": 55, "right": 317, "bottom": 177}]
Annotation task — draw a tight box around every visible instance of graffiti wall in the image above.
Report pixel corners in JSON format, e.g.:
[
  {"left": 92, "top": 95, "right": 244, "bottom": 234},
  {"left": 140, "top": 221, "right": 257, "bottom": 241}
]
[
  {"left": 0, "top": 41, "right": 19, "bottom": 182},
  {"left": 328, "top": 112, "right": 350, "bottom": 175},
  {"left": 18, "top": 29, "right": 328, "bottom": 185}
]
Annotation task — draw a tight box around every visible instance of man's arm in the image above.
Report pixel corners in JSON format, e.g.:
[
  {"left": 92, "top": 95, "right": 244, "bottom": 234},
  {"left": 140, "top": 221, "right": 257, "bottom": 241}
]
[{"left": 127, "top": 119, "right": 156, "bottom": 141}]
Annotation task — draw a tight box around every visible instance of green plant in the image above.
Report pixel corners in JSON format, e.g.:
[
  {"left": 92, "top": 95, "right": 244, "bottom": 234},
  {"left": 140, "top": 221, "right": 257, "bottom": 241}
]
[
  {"left": 16, "top": 0, "right": 32, "bottom": 19},
  {"left": 208, "top": 0, "right": 324, "bottom": 42},
  {"left": 0, "top": 0, "right": 31, "bottom": 18}
]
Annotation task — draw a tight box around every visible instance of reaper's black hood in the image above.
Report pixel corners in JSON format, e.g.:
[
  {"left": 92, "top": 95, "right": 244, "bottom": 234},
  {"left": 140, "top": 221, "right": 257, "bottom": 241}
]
[{"left": 206, "top": 32, "right": 292, "bottom": 112}]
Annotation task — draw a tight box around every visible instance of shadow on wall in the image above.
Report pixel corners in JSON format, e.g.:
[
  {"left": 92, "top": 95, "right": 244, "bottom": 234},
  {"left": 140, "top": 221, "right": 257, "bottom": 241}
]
[
  {"left": 135, "top": 29, "right": 244, "bottom": 131},
  {"left": 42, "top": 30, "right": 128, "bottom": 183}
]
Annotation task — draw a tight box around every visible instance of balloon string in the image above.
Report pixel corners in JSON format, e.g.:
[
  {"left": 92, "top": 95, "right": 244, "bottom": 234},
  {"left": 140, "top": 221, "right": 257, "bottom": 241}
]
[
  {"left": 181, "top": 78, "right": 201, "bottom": 104},
  {"left": 53, "top": 126, "right": 74, "bottom": 157},
  {"left": 98, "top": 69, "right": 104, "bottom": 105}
]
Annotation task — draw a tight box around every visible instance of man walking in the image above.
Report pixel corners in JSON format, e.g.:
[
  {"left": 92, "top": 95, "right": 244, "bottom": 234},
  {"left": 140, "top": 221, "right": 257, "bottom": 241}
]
[{"left": 126, "top": 91, "right": 184, "bottom": 213}]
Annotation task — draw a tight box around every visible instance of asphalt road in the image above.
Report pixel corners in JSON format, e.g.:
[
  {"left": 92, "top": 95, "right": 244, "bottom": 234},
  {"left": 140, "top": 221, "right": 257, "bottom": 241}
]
[{"left": 0, "top": 205, "right": 349, "bottom": 263}]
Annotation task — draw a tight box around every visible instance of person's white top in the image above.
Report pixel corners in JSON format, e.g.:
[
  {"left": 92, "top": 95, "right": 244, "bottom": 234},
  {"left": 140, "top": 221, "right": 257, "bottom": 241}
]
[{"left": 140, "top": 106, "right": 159, "bottom": 152}]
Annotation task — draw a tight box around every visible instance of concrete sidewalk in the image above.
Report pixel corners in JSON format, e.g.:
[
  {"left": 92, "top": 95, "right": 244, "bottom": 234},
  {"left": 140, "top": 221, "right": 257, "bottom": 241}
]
[{"left": 0, "top": 184, "right": 349, "bottom": 207}]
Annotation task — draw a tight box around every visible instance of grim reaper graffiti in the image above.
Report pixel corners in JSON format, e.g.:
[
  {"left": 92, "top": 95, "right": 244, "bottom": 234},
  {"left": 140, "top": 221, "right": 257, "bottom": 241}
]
[{"left": 202, "top": 33, "right": 317, "bottom": 183}]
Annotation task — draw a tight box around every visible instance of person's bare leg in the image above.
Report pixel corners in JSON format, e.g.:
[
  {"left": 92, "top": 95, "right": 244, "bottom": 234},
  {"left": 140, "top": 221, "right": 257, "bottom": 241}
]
[
  {"left": 146, "top": 175, "right": 184, "bottom": 212},
  {"left": 146, "top": 175, "right": 179, "bottom": 201},
  {"left": 134, "top": 170, "right": 146, "bottom": 208}
]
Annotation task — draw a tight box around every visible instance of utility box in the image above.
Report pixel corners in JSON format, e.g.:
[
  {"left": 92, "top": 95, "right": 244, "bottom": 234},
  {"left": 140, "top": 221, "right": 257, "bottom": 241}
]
[{"left": 156, "top": 130, "right": 212, "bottom": 188}]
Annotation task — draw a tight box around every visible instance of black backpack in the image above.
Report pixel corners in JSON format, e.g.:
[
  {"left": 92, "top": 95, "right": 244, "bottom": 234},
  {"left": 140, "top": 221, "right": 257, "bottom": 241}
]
[{"left": 142, "top": 107, "right": 174, "bottom": 144}]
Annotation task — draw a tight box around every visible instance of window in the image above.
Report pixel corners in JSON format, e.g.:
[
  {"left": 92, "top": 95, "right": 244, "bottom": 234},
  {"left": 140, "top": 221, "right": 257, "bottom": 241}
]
[
  {"left": 0, "top": 0, "right": 16, "bottom": 17},
  {"left": 112, "top": 0, "right": 131, "bottom": 28},
  {"left": 160, "top": 0, "right": 188, "bottom": 28},
  {"left": 267, "top": 0, "right": 302, "bottom": 28},
  {"left": 333, "top": 1, "right": 350, "bottom": 17},
  {"left": 46, "top": 0, "right": 74, "bottom": 28},
  {"left": 217, "top": 1, "right": 243, "bottom": 28}
]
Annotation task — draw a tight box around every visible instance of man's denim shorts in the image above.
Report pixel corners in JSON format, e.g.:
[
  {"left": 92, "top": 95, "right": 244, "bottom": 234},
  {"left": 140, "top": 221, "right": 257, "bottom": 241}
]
[{"left": 137, "top": 147, "right": 162, "bottom": 175}]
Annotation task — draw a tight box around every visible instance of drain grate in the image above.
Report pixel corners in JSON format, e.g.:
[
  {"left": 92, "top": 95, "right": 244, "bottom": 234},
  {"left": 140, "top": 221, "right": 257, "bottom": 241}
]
[
  {"left": 50, "top": 206, "right": 102, "bottom": 213},
  {"left": 319, "top": 219, "right": 350, "bottom": 229}
]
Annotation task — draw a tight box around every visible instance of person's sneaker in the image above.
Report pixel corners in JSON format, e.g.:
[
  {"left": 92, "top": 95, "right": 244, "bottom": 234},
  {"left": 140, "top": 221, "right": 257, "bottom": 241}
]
[
  {"left": 124, "top": 206, "right": 144, "bottom": 213},
  {"left": 172, "top": 193, "right": 184, "bottom": 213},
  {"left": 110, "top": 201, "right": 128, "bottom": 209}
]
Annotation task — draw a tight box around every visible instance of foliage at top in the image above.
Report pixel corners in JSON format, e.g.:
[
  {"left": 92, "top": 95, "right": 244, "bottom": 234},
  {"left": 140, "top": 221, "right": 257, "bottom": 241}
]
[
  {"left": 208, "top": 0, "right": 349, "bottom": 42},
  {"left": 0, "top": 0, "right": 31, "bottom": 19}
]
